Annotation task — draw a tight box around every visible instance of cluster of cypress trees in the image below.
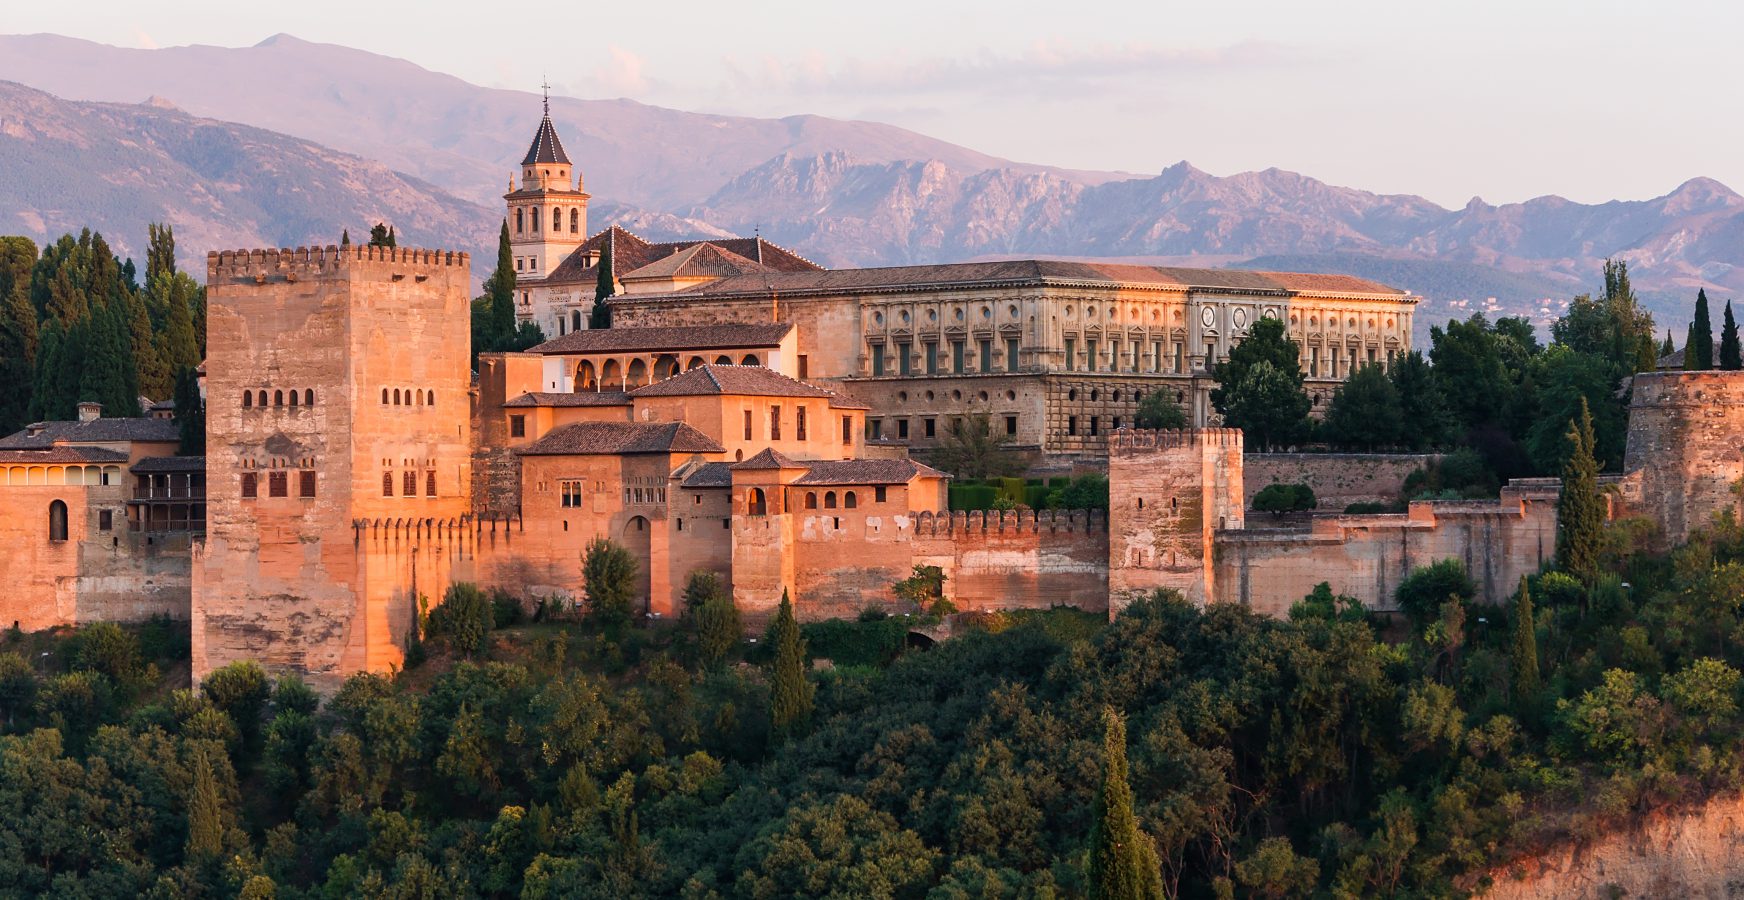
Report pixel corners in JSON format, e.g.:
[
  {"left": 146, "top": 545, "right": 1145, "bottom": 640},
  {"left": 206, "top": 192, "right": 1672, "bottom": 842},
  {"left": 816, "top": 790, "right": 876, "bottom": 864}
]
[
  {"left": 1681, "top": 287, "right": 1744, "bottom": 370},
  {"left": 0, "top": 225, "right": 204, "bottom": 435}
]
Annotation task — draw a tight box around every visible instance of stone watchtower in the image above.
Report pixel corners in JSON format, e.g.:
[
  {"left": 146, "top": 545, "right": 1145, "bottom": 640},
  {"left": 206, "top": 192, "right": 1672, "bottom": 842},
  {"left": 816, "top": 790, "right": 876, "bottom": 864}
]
[
  {"left": 1623, "top": 370, "right": 1744, "bottom": 546},
  {"left": 1107, "top": 428, "right": 1244, "bottom": 611},
  {"left": 504, "top": 94, "right": 588, "bottom": 282},
  {"left": 192, "top": 245, "right": 472, "bottom": 689}
]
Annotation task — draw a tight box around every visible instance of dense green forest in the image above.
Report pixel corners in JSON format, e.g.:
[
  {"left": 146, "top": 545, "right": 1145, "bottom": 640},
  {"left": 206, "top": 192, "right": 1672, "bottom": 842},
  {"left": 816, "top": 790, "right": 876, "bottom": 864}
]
[
  {"left": 6, "top": 463, "right": 1744, "bottom": 899},
  {"left": 0, "top": 225, "right": 205, "bottom": 436}
]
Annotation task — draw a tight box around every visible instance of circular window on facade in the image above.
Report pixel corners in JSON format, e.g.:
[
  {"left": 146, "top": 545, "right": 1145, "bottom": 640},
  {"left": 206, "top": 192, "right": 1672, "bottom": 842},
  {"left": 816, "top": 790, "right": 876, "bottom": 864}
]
[
  {"left": 897, "top": 391, "right": 908, "bottom": 402},
  {"left": 955, "top": 308, "right": 965, "bottom": 321},
  {"left": 1065, "top": 306, "right": 1075, "bottom": 317},
  {"left": 1201, "top": 307, "right": 1216, "bottom": 328},
  {"left": 1232, "top": 307, "right": 1248, "bottom": 328},
  {"left": 952, "top": 389, "right": 962, "bottom": 401},
  {"left": 928, "top": 309, "right": 938, "bottom": 322},
  {"left": 981, "top": 306, "right": 992, "bottom": 320},
  {"left": 925, "top": 390, "right": 935, "bottom": 402},
  {"left": 1263, "top": 308, "right": 1279, "bottom": 320},
  {"left": 1090, "top": 389, "right": 1100, "bottom": 401},
  {"left": 900, "top": 310, "right": 911, "bottom": 324},
  {"left": 978, "top": 390, "right": 989, "bottom": 402},
  {"left": 873, "top": 312, "right": 884, "bottom": 325},
  {"left": 1068, "top": 389, "right": 1077, "bottom": 401},
  {"left": 1005, "top": 390, "right": 1016, "bottom": 401},
  {"left": 1008, "top": 305, "right": 1018, "bottom": 318}
]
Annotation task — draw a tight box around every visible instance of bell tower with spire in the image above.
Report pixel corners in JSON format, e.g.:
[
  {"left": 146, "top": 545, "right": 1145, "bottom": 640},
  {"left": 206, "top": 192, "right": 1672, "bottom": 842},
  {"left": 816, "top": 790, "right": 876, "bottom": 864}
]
[{"left": 505, "top": 83, "right": 588, "bottom": 284}]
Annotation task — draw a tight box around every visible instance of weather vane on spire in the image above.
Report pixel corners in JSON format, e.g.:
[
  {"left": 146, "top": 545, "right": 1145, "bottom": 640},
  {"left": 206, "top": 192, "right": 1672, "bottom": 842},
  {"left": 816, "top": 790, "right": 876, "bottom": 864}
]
[{"left": 541, "top": 77, "right": 551, "bottom": 116}]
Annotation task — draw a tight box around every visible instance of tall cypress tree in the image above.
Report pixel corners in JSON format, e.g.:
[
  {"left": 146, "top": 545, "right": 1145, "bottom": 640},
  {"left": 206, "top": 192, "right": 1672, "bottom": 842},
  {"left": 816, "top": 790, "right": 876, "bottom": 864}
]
[
  {"left": 0, "top": 236, "right": 38, "bottom": 433},
  {"left": 1557, "top": 397, "right": 1605, "bottom": 583},
  {"left": 340, "top": 229, "right": 351, "bottom": 247},
  {"left": 590, "top": 230, "right": 615, "bottom": 330},
  {"left": 152, "top": 272, "right": 202, "bottom": 380},
  {"left": 1511, "top": 577, "right": 1540, "bottom": 703},
  {"left": 1722, "top": 301, "right": 1742, "bottom": 370},
  {"left": 1688, "top": 289, "right": 1715, "bottom": 370},
  {"left": 1661, "top": 330, "right": 1675, "bottom": 358},
  {"left": 186, "top": 744, "right": 224, "bottom": 860},
  {"left": 146, "top": 223, "right": 176, "bottom": 283},
  {"left": 79, "top": 298, "right": 139, "bottom": 416},
  {"left": 173, "top": 367, "right": 204, "bottom": 455},
  {"left": 768, "top": 589, "right": 813, "bottom": 741},
  {"left": 1088, "top": 707, "right": 1163, "bottom": 900},
  {"left": 485, "top": 220, "right": 516, "bottom": 351}
]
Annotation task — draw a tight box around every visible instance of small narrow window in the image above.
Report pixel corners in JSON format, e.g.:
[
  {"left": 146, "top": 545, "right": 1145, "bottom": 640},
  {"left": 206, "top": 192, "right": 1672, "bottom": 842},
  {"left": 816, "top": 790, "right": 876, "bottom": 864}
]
[
  {"left": 242, "top": 472, "right": 259, "bottom": 499},
  {"left": 510, "top": 415, "right": 526, "bottom": 438},
  {"left": 924, "top": 418, "right": 935, "bottom": 438},
  {"left": 1006, "top": 415, "right": 1018, "bottom": 435},
  {"left": 382, "top": 471, "right": 394, "bottom": 497},
  {"left": 805, "top": 492, "right": 818, "bottom": 509},
  {"left": 842, "top": 416, "right": 851, "bottom": 444},
  {"left": 898, "top": 419, "right": 910, "bottom": 439},
  {"left": 299, "top": 471, "right": 316, "bottom": 498},
  {"left": 274, "top": 390, "right": 283, "bottom": 407},
  {"left": 796, "top": 406, "right": 807, "bottom": 441},
  {"left": 382, "top": 388, "right": 390, "bottom": 404},
  {"left": 426, "top": 471, "right": 436, "bottom": 498},
  {"left": 288, "top": 391, "right": 298, "bottom": 408},
  {"left": 875, "top": 486, "right": 887, "bottom": 503},
  {"left": 97, "top": 509, "right": 112, "bottom": 531},
  {"left": 825, "top": 492, "right": 837, "bottom": 509},
  {"left": 515, "top": 207, "right": 524, "bottom": 233},
  {"left": 305, "top": 389, "right": 314, "bottom": 406},
  {"left": 845, "top": 492, "right": 858, "bottom": 509},
  {"left": 257, "top": 390, "right": 267, "bottom": 407},
  {"left": 242, "top": 391, "right": 253, "bottom": 408},
  {"left": 744, "top": 409, "right": 753, "bottom": 440},
  {"left": 403, "top": 471, "right": 417, "bottom": 497},
  {"left": 570, "top": 208, "right": 579, "bottom": 233},
  {"left": 770, "top": 406, "right": 782, "bottom": 441},
  {"left": 269, "top": 471, "right": 288, "bottom": 497},
  {"left": 48, "top": 500, "right": 68, "bottom": 541}
]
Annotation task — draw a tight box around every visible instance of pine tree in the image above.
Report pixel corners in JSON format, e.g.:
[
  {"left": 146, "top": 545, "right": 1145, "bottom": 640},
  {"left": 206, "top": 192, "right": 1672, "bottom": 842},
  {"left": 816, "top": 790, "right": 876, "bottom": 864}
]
[
  {"left": 124, "top": 288, "right": 170, "bottom": 399},
  {"left": 30, "top": 320, "right": 68, "bottom": 421},
  {"left": 590, "top": 230, "right": 615, "bottom": 330},
  {"left": 152, "top": 272, "right": 202, "bottom": 379},
  {"left": 1511, "top": 577, "right": 1540, "bottom": 702},
  {"left": 1556, "top": 397, "right": 1605, "bottom": 583},
  {"left": 186, "top": 744, "right": 225, "bottom": 859},
  {"left": 79, "top": 299, "right": 139, "bottom": 416},
  {"left": 173, "top": 367, "right": 204, "bottom": 455},
  {"left": 768, "top": 589, "right": 813, "bottom": 741},
  {"left": 1688, "top": 289, "right": 1715, "bottom": 370},
  {"left": 1722, "top": 301, "right": 1742, "bottom": 370},
  {"left": 1088, "top": 707, "right": 1163, "bottom": 900}
]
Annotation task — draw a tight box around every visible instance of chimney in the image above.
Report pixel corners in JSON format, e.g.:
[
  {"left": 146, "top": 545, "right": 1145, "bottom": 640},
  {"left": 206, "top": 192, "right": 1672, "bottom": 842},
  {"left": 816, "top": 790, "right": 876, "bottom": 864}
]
[{"left": 77, "top": 402, "right": 101, "bottom": 422}]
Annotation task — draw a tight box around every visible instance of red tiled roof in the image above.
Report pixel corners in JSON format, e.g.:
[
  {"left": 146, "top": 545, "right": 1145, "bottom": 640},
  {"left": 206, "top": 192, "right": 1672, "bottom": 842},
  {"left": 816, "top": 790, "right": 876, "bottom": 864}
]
[
  {"left": 529, "top": 324, "right": 792, "bottom": 355},
  {"left": 732, "top": 448, "right": 803, "bottom": 470},
  {"left": 517, "top": 421, "right": 723, "bottom": 456},
  {"left": 131, "top": 455, "right": 205, "bottom": 473},
  {"left": 540, "top": 226, "right": 822, "bottom": 287},
  {"left": 0, "top": 446, "right": 130, "bottom": 464},
  {"left": 679, "top": 461, "right": 735, "bottom": 488},
  {"left": 502, "top": 391, "right": 631, "bottom": 408},
  {"left": 791, "top": 459, "right": 947, "bottom": 486},
  {"left": 629, "top": 365, "right": 835, "bottom": 399},
  {"left": 623, "top": 242, "right": 772, "bottom": 281},
  {"left": 0, "top": 417, "right": 181, "bottom": 449}
]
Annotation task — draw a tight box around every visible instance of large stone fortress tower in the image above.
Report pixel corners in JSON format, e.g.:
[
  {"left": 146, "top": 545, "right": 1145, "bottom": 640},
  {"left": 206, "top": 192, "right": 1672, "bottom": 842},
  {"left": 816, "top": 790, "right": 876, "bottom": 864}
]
[
  {"left": 1623, "top": 370, "right": 1744, "bottom": 545},
  {"left": 192, "top": 245, "right": 472, "bottom": 688},
  {"left": 1107, "top": 428, "right": 1244, "bottom": 609}
]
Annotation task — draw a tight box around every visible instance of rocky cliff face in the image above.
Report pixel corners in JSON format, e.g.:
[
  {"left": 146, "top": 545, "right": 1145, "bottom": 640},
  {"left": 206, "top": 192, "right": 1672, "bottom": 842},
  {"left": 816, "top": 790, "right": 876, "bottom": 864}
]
[{"left": 1479, "top": 793, "right": 1744, "bottom": 899}]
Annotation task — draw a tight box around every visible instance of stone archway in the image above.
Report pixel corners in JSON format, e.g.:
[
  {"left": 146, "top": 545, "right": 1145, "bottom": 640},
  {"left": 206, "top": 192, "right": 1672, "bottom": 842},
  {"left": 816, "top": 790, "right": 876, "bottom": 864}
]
[{"left": 621, "top": 515, "right": 653, "bottom": 615}]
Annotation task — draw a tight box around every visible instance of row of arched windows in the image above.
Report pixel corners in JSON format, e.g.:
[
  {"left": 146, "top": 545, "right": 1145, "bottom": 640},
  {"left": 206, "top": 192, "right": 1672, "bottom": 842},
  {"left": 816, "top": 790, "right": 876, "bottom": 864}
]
[
  {"left": 382, "top": 388, "right": 436, "bottom": 407},
  {"left": 242, "top": 389, "right": 314, "bottom": 409},
  {"left": 512, "top": 206, "right": 582, "bottom": 235},
  {"left": 802, "top": 490, "right": 858, "bottom": 510}
]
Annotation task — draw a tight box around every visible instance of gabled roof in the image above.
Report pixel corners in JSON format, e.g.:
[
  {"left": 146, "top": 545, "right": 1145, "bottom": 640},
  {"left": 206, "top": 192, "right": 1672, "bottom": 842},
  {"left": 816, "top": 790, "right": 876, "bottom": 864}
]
[
  {"left": 628, "top": 365, "right": 835, "bottom": 400},
  {"left": 678, "top": 461, "right": 735, "bottom": 489},
  {"left": 0, "top": 417, "right": 181, "bottom": 449},
  {"left": 0, "top": 446, "right": 130, "bottom": 464},
  {"left": 732, "top": 448, "right": 802, "bottom": 470},
  {"left": 623, "top": 242, "right": 772, "bottom": 281},
  {"left": 791, "top": 459, "right": 948, "bottom": 486},
  {"left": 541, "top": 225, "right": 823, "bottom": 287},
  {"left": 517, "top": 421, "right": 723, "bottom": 456},
  {"left": 502, "top": 391, "right": 631, "bottom": 408},
  {"left": 131, "top": 455, "right": 205, "bottom": 473},
  {"left": 522, "top": 115, "right": 571, "bottom": 166},
  {"left": 528, "top": 323, "right": 791, "bottom": 356}
]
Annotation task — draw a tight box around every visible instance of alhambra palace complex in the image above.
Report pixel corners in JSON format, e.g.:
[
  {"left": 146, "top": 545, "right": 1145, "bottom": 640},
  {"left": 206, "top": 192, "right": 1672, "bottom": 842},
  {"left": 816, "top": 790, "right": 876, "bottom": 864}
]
[{"left": 0, "top": 111, "right": 1731, "bottom": 688}]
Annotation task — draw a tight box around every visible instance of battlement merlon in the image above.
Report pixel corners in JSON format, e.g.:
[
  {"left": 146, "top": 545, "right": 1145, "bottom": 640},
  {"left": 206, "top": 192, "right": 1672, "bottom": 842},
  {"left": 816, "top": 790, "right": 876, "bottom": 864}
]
[
  {"left": 1109, "top": 427, "right": 1245, "bottom": 454},
  {"left": 206, "top": 245, "right": 472, "bottom": 285}
]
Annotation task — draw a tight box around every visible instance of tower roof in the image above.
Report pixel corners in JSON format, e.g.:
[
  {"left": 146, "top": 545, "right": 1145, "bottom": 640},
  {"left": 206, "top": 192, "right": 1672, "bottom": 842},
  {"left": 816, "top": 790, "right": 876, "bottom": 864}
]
[{"left": 521, "top": 115, "right": 571, "bottom": 166}]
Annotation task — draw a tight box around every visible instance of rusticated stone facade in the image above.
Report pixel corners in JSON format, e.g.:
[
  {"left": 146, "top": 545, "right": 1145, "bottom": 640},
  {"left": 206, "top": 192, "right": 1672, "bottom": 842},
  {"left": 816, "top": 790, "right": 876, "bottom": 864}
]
[
  {"left": 1107, "top": 428, "right": 1245, "bottom": 609},
  {"left": 1622, "top": 371, "right": 1744, "bottom": 545},
  {"left": 193, "top": 245, "right": 472, "bottom": 689}
]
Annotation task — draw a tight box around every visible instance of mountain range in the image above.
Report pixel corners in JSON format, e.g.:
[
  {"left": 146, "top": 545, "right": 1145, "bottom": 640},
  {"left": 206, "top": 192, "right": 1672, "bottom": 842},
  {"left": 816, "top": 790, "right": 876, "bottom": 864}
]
[{"left": 0, "top": 32, "right": 1738, "bottom": 330}]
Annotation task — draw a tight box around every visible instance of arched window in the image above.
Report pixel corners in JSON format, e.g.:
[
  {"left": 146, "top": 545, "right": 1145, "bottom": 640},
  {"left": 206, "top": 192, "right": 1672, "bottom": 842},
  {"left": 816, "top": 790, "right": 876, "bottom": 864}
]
[
  {"left": 570, "top": 208, "right": 579, "bottom": 233},
  {"left": 532, "top": 208, "right": 541, "bottom": 232},
  {"left": 416, "top": 390, "right": 424, "bottom": 406},
  {"left": 553, "top": 206, "right": 562, "bottom": 229},
  {"left": 572, "top": 310, "right": 582, "bottom": 331},
  {"left": 748, "top": 488, "right": 767, "bottom": 516},
  {"left": 741, "top": 354, "right": 758, "bottom": 366},
  {"left": 687, "top": 356, "right": 705, "bottom": 371},
  {"left": 242, "top": 391, "right": 252, "bottom": 408},
  {"left": 515, "top": 208, "right": 524, "bottom": 233},
  {"left": 48, "top": 500, "right": 68, "bottom": 542},
  {"left": 804, "top": 492, "right": 818, "bottom": 509},
  {"left": 824, "top": 491, "right": 837, "bottom": 509},
  {"left": 289, "top": 390, "right": 299, "bottom": 407},
  {"left": 274, "top": 390, "right": 283, "bottom": 406},
  {"left": 393, "top": 389, "right": 401, "bottom": 406},
  {"left": 426, "top": 391, "right": 434, "bottom": 408},
  {"left": 382, "top": 388, "right": 390, "bottom": 404},
  {"left": 715, "top": 355, "right": 733, "bottom": 365},
  {"left": 257, "top": 390, "right": 267, "bottom": 407},
  {"left": 845, "top": 491, "right": 858, "bottom": 509},
  {"left": 305, "top": 389, "right": 314, "bottom": 406}
]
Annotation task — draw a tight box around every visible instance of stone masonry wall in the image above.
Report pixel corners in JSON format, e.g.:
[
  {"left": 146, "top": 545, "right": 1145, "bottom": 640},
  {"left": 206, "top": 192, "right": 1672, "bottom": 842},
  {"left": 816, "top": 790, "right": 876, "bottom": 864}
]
[
  {"left": 1244, "top": 453, "right": 1437, "bottom": 509},
  {"left": 1108, "top": 429, "right": 1244, "bottom": 611},
  {"left": 1623, "top": 371, "right": 1744, "bottom": 546}
]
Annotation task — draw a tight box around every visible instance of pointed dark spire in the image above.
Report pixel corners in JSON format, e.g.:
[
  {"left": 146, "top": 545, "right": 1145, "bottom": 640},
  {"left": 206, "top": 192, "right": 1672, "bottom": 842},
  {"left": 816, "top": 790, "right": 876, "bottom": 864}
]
[{"left": 521, "top": 85, "right": 571, "bottom": 166}]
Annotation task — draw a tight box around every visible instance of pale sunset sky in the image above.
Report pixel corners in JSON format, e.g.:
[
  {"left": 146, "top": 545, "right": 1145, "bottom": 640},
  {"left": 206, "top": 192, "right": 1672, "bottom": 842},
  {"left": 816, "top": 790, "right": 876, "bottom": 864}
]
[{"left": 5, "top": 0, "right": 1734, "bottom": 207}]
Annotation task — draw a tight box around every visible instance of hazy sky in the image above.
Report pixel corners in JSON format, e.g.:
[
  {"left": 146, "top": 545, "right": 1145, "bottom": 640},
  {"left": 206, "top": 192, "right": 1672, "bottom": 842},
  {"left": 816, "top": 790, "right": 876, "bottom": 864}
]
[{"left": 7, "top": 0, "right": 1735, "bottom": 207}]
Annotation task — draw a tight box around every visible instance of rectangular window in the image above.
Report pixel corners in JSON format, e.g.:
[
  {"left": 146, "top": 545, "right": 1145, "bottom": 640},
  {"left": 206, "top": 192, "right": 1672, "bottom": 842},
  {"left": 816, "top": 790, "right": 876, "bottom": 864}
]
[
  {"left": 1131, "top": 341, "right": 1141, "bottom": 372},
  {"left": 899, "top": 342, "right": 912, "bottom": 375},
  {"left": 796, "top": 406, "right": 807, "bottom": 441},
  {"left": 560, "top": 480, "right": 583, "bottom": 508},
  {"left": 1089, "top": 416, "right": 1100, "bottom": 437},
  {"left": 924, "top": 418, "right": 936, "bottom": 438},
  {"left": 841, "top": 415, "right": 851, "bottom": 444},
  {"left": 1064, "top": 338, "right": 1076, "bottom": 372},
  {"left": 509, "top": 415, "right": 526, "bottom": 438},
  {"left": 1068, "top": 416, "right": 1078, "bottom": 436},
  {"left": 871, "top": 343, "right": 886, "bottom": 376},
  {"left": 242, "top": 472, "right": 258, "bottom": 499},
  {"left": 744, "top": 409, "right": 753, "bottom": 440},
  {"left": 515, "top": 258, "right": 523, "bottom": 271},
  {"left": 269, "top": 471, "right": 288, "bottom": 498},
  {"left": 875, "top": 486, "right": 888, "bottom": 503},
  {"left": 898, "top": 419, "right": 910, "bottom": 439},
  {"left": 299, "top": 470, "right": 316, "bottom": 498},
  {"left": 382, "top": 471, "right": 393, "bottom": 497},
  {"left": 426, "top": 471, "right": 437, "bottom": 498},
  {"left": 1368, "top": 348, "right": 1377, "bottom": 364},
  {"left": 979, "top": 340, "right": 991, "bottom": 372},
  {"left": 1087, "top": 339, "right": 1099, "bottom": 372},
  {"left": 952, "top": 341, "right": 965, "bottom": 374},
  {"left": 798, "top": 355, "right": 809, "bottom": 379},
  {"left": 925, "top": 342, "right": 938, "bottom": 375},
  {"left": 1006, "top": 338, "right": 1020, "bottom": 372},
  {"left": 1173, "top": 342, "right": 1184, "bottom": 373},
  {"left": 770, "top": 406, "right": 782, "bottom": 440},
  {"left": 403, "top": 471, "right": 417, "bottom": 498},
  {"left": 869, "top": 418, "right": 883, "bottom": 440},
  {"left": 1005, "top": 415, "right": 1018, "bottom": 435},
  {"left": 1152, "top": 341, "right": 1163, "bottom": 372},
  {"left": 98, "top": 510, "right": 112, "bottom": 531},
  {"left": 1350, "top": 347, "right": 1359, "bottom": 376},
  {"left": 1310, "top": 347, "right": 1320, "bottom": 378}
]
